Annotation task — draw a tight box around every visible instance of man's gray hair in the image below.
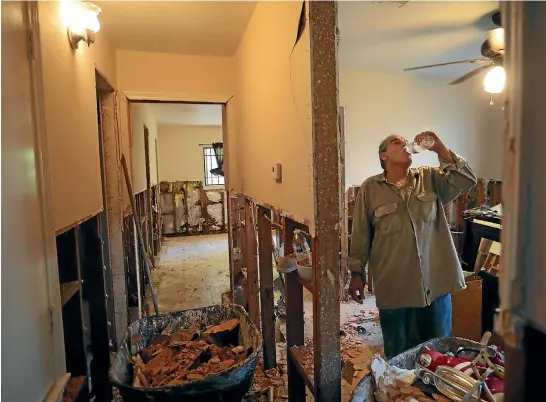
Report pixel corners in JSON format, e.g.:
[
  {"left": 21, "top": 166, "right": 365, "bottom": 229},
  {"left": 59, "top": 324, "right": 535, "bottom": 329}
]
[{"left": 378, "top": 136, "right": 392, "bottom": 170}]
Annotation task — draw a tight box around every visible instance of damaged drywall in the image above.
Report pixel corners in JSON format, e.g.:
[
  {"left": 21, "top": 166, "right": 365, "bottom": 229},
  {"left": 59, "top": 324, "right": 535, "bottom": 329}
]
[{"left": 160, "top": 180, "right": 227, "bottom": 235}]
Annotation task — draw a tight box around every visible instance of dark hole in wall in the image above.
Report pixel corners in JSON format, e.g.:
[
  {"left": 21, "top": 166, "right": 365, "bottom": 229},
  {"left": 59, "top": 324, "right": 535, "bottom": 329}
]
[{"left": 292, "top": 1, "right": 307, "bottom": 52}]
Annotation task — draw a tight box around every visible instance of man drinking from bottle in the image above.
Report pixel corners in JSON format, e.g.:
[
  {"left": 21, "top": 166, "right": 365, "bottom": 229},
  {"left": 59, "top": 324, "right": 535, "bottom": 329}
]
[{"left": 348, "top": 132, "right": 477, "bottom": 358}]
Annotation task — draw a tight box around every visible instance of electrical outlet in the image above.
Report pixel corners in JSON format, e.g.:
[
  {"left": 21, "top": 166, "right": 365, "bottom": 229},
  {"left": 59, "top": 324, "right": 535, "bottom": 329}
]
[{"left": 271, "top": 163, "right": 282, "bottom": 181}]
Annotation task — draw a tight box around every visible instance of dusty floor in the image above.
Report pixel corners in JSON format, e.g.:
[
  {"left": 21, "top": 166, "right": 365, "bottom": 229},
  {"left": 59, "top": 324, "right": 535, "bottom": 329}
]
[
  {"left": 152, "top": 234, "right": 230, "bottom": 313},
  {"left": 276, "top": 289, "right": 383, "bottom": 401},
  {"left": 151, "top": 233, "right": 383, "bottom": 400}
]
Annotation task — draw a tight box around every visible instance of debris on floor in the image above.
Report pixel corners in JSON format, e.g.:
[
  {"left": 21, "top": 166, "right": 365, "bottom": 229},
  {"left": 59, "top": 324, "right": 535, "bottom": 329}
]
[
  {"left": 130, "top": 318, "right": 251, "bottom": 388},
  {"left": 341, "top": 304, "right": 381, "bottom": 350},
  {"left": 246, "top": 343, "right": 288, "bottom": 401}
]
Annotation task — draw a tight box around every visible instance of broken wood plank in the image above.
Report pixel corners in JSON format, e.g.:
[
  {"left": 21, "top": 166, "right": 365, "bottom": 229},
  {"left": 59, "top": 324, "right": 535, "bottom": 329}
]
[
  {"left": 309, "top": 1, "right": 342, "bottom": 401},
  {"left": 60, "top": 281, "right": 80, "bottom": 307},
  {"left": 257, "top": 206, "right": 276, "bottom": 370}
]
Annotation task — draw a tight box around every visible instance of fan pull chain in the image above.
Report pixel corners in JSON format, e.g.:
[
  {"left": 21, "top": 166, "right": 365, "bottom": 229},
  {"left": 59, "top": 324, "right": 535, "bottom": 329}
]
[{"left": 489, "top": 93, "right": 494, "bottom": 106}]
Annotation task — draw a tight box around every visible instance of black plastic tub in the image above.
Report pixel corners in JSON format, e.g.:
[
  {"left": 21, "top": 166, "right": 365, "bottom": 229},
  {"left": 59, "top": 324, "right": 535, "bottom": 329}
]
[
  {"left": 349, "top": 337, "right": 489, "bottom": 402},
  {"left": 109, "top": 304, "right": 263, "bottom": 402}
]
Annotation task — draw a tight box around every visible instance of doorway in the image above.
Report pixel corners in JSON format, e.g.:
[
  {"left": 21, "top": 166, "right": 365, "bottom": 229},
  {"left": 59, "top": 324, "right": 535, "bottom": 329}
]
[{"left": 129, "top": 101, "right": 230, "bottom": 313}]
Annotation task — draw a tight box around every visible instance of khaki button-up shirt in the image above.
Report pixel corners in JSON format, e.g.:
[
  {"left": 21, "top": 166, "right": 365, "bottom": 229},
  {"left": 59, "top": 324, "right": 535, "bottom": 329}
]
[{"left": 349, "top": 151, "right": 477, "bottom": 310}]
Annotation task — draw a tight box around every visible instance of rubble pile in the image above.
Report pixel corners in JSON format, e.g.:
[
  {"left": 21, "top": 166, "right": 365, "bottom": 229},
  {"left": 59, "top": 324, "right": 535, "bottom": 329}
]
[
  {"left": 249, "top": 365, "right": 285, "bottom": 394},
  {"left": 370, "top": 340, "right": 505, "bottom": 402},
  {"left": 130, "top": 318, "right": 252, "bottom": 388}
]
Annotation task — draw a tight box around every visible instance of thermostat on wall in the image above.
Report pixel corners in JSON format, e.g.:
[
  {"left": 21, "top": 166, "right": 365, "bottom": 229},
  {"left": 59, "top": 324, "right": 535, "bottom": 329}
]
[{"left": 271, "top": 163, "right": 282, "bottom": 181}]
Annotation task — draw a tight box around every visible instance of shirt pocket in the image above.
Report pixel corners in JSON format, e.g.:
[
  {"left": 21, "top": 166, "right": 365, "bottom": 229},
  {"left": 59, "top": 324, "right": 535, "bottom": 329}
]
[
  {"left": 416, "top": 192, "right": 438, "bottom": 223},
  {"left": 374, "top": 203, "right": 402, "bottom": 233}
]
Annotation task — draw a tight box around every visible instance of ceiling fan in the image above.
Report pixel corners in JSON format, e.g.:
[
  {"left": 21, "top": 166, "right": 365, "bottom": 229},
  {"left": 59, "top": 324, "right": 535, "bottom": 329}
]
[{"left": 403, "top": 11, "right": 505, "bottom": 90}]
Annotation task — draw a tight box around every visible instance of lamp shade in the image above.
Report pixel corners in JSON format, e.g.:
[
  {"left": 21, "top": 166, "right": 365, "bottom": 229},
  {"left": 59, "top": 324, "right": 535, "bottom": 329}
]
[
  {"left": 62, "top": 1, "right": 101, "bottom": 34},
  {"left": 484, "top": 66, "right": 506, "bottom": 94}
]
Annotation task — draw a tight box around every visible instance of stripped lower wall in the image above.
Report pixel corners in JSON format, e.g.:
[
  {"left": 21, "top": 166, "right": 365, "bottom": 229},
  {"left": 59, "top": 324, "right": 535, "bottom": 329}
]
[{"left": 160, "top": 181, "right": 227, "bottom": 235}]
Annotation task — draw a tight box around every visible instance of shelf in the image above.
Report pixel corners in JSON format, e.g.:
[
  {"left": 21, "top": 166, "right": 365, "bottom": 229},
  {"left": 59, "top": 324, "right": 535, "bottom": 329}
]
[{"left": 60, "top": 281, "right": 80, "bottom": 306}]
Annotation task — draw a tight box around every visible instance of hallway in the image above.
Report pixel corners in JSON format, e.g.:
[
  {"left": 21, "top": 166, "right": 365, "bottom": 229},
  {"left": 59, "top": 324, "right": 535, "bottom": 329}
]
[{"left": 152, "top": 234, "right": 230, "bottom": 313}]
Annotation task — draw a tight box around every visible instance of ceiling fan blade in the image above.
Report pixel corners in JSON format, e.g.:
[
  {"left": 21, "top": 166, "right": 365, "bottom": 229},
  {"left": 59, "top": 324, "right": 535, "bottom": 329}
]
[
  {"left": 403, "top": 59, "right": 490, "bottom": 72},
  {"left": 449, "top": 63, "right": 494, "bottom": 85}
]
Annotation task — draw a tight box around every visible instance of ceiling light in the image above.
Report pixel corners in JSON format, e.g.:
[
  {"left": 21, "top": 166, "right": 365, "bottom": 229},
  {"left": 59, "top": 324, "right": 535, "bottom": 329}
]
[
  {"left": 488, "top": 28, "right": 505, "bottom": 54},
  {"left": 484, "top": 66, "right": 506, "bottom": 94},
  {"left": 62, "top": 0, "right": 101, "bottom": 49}
]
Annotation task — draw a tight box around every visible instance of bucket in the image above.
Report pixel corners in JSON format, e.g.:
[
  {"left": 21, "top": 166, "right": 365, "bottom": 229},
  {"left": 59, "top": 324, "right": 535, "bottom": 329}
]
[
  {"left": 109, "top": 304, "right": 263, "bottom": 402},
  {"left": 349, "top": 337, "right": 491, "bottom": 402}
]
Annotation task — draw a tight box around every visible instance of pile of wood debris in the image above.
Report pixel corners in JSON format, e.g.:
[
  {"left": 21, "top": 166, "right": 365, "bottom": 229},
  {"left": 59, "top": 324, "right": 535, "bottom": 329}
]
[{"left": 130, "top": 318, "right": 252, "bottom": 388}]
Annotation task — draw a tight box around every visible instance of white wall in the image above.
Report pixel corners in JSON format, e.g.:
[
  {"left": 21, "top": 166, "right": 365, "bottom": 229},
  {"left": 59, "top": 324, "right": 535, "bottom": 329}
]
[
  {"left": 131, "top": 103, "right": 158, "bottom": 193},
  {"left": 2, "top": 2, "right": 66, "bottom": 400},
  {"left": 340, "top": 69, "right": 504, "bottom": 188},
  {"left": 157, "top": 125, "right": 223, "bottom": 183},
  {"left": 38, "top": 1, "right": 118, "bottom": 231}
]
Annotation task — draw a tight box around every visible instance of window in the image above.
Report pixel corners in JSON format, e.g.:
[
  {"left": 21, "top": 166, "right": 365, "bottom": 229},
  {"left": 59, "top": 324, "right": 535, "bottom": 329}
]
[{"left": 203, "top": 146, "right": 225, "bottom": 186}]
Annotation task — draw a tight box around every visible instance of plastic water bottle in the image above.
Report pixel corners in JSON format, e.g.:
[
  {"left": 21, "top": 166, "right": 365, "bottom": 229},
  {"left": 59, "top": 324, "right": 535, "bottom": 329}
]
[
  {"left": 293, "top": 229, "right": 311, "bottom": 264},
  {"left": 408, "top": 134, "right": 435, "bottom": 154}
]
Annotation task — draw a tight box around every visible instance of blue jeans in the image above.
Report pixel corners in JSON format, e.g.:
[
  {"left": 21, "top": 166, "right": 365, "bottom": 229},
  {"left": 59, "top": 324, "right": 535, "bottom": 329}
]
[{"left": 379, "top": 294, "right": 452, "bottom": 359}]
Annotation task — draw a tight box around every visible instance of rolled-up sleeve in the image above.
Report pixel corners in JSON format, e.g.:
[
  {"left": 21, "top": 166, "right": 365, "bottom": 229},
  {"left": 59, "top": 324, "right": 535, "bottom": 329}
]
[
  {"left": 433, "top": 151, "right": 477, "bottom": 205},
  {"left": 349, "top": 184, "right": 372, "bottom": 277}
]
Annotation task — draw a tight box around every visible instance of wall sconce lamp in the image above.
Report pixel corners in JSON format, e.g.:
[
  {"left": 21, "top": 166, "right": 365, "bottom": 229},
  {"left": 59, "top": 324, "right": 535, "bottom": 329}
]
[{"left": 64, "top": 1, "right": 101, "bottom": 49}]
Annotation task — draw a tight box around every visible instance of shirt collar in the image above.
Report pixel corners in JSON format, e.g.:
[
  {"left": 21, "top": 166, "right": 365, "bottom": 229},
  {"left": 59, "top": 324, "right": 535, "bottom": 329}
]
[{"left": 375, "top": 169, "right": 419, "bottom": 182}]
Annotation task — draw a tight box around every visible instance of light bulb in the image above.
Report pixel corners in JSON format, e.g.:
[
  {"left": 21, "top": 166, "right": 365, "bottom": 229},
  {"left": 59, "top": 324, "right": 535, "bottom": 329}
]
[
  {"left": 484, "top": 66, "right": 506, "bottom": 94},
  {"left": 61, "top": 1, "right": 101, "bottom": 34}
]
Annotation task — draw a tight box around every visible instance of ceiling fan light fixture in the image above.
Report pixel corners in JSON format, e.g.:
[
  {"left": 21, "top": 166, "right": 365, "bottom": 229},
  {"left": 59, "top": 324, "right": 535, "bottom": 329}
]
[
  {"left": 488, "top": 28, "right": 505, "bottom": 54},
  {"left": 484, "top": 66, "right": 506, "bottom": 94}
]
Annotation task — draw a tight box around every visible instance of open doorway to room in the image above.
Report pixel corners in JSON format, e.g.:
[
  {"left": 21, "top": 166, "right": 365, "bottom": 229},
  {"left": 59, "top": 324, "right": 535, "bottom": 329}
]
[{"left": 129, "top": 101, "right": 230, "bottom": 313}]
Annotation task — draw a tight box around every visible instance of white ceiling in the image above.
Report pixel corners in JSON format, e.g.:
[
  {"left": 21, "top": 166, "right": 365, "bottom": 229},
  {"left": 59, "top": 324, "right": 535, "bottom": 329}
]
[
  {"left": 96, "top": 1, "right": 257, "bottom": 56},
  {"left": 338, "top": 1, "right": 500, "bottom": 78},
  {"left": 147, "top": 103, "right": 222, "bottom": 126}
]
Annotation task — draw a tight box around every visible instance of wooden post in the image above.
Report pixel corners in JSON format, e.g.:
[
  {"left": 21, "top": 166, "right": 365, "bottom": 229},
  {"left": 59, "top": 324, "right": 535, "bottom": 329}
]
[
  {"left": 235, "top": 196, "right": 247, "bottom": 306},
  {"left": 257, "top": 206, "right": 276, "bottom": 370},
  {"left": 309, "top": 1, "right": 342, "bottom": 400},
  {"left": 284, "top": 217, "right": 306, "bottom": 402},
  {"left": 244, "top": 198, "right": 260, "bottom": 328},
  {"left": 226, "top": 191, "right": 236, "bottom": 299}
]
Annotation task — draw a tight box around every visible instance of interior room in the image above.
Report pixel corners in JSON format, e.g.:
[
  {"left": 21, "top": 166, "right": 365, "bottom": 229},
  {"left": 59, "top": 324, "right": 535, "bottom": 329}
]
[
  {"left": 131, "top": 102, "right": 230, "bottom": 313},
  {"left": 4, "top": 1, "right": 544, "bottom": 402},
  {"left": 246, "top": 2, "right": 509, "bottom": 398},
  {"left": 340, "top": 1, "right": 504, "bottom": 186}
]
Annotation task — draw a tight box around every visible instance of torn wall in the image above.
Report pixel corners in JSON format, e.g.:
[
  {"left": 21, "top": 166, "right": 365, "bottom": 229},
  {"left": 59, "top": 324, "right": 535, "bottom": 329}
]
[{"left": 160, "top": 181, "right": 227, "bottom": 235}]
